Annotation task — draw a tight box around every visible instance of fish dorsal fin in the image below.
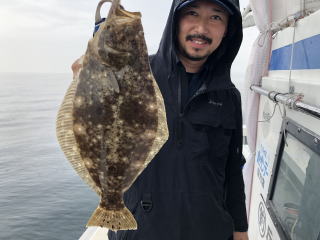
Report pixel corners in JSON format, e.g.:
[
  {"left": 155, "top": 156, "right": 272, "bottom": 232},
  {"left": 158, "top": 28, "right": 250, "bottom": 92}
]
[{"left": 56, "top": 59, "right": 101, "bottom": 195}]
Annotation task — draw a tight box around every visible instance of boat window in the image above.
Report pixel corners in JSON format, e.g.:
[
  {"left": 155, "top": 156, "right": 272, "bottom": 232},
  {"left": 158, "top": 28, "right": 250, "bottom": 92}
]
[{"left": 268, "top": 122, "right": 320, "bottom": 240}]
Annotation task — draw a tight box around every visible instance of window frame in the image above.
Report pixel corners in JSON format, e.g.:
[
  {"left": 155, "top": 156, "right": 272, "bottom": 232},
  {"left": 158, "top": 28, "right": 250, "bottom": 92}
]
[{"left": 266, "top": 118, "right": 320, "bottom": 240}]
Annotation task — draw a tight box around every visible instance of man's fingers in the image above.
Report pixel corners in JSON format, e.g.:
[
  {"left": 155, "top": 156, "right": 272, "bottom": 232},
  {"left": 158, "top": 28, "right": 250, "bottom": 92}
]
[
  {"left": 233, "top": 231, "right": 249, "bottom": 240},
  {"left": 71, "top": 56, "right": 84, "bottom": 75}
]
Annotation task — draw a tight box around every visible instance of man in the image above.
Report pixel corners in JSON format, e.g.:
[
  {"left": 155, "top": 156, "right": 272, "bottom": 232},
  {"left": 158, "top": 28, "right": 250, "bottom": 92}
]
[
  {"left": 109, "top": 0, "right": 248, "bottom": 239},
  {"left": 74, "top": 0, "right": 248, "bottom": 239}
]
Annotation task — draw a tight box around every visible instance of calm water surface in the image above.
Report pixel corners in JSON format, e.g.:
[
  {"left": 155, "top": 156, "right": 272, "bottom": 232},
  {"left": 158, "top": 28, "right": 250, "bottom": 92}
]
[
  {"left": 0, "top": 72, "right": 245, "bottom": 240},
  {"left": 0, "top": 73, "right": 99, "bottom": 240}
]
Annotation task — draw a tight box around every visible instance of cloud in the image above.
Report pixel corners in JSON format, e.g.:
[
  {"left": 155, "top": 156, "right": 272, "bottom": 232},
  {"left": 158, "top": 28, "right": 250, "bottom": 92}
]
[
  {"left": 0, "top": 0, "right": 173, "bottom": 73},
  {"left": 0, "top": 0, "right": 257, "bottom": 73},
  {"left": 0, "top": 0, "right": 93, "bottom": 32}
]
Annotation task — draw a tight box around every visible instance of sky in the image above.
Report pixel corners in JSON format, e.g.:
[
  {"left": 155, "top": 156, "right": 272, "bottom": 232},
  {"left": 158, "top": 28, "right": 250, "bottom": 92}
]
[{"left": 0, "top": 0, "right": 258, "bottom": 75}]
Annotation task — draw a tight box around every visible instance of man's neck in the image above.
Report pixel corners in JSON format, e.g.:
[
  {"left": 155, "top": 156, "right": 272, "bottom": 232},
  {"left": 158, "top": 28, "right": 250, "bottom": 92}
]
[{"left": 178, "top": 54, "right": 207, "bottom": 73}]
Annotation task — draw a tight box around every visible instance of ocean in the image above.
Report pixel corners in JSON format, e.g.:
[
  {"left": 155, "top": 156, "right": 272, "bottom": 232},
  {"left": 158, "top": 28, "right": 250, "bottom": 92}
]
[
  {"left": 0, "top": 72, "right": 245, "bottom": 240},
  {"left": 0, "top": 73, "right": 99, "bottom": 240}
]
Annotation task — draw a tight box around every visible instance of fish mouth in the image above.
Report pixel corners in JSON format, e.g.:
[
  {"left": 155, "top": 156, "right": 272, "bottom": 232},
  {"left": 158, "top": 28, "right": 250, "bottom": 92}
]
[
  {"left": 116, "top": 7, "right": 141, "bottom": 19},
  {"left": 109, "top": 0, "right": 141, "bottom": 20},
  {"left": 95, "top": 0, "right": 141, "bottom": 26}
]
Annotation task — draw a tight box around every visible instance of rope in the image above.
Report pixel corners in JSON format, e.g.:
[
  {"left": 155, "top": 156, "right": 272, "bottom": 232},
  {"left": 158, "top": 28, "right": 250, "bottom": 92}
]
[
  {"left": 257, "top": 92, "right": 303, "bottom": 123},
  {"left": 289, "top": 18, "right": 298, "bottom": 93}
]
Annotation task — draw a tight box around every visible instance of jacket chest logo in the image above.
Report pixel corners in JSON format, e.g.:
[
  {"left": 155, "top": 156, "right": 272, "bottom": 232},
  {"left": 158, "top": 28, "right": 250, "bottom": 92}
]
[{"left": 208, "top": 99, "right": 223, "bottom": 107}]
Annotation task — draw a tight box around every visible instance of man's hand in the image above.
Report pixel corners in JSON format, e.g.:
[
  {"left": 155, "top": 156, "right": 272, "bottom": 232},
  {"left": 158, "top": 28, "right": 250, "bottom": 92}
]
[
  {"left": 71, "top": 55, "right": 84, "bottom": 77},
  {"left": 233, "top": 231, "right": 249, "bottom": 240}
]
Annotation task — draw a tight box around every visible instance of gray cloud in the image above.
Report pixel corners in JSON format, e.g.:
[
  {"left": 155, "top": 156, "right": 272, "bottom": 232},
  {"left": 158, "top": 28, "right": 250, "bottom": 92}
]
[{"left": 0, "top": 0, "right": 256, "bottom": 73}]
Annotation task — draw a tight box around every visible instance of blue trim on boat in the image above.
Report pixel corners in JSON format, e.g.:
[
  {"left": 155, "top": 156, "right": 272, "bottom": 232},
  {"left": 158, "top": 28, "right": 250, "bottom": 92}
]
[{"left": 269, "top": 34, "right": 320, "bottom": 70}]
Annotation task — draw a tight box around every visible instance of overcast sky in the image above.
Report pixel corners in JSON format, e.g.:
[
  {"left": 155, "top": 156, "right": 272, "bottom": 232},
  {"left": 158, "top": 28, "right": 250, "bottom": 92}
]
[{"left": 0, "top": 0, "right": 258, "bottom": 75}]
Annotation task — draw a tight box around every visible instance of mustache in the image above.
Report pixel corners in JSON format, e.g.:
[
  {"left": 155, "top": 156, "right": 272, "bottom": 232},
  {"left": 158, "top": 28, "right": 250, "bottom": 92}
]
[{"left": 186, "top": 34, "right": 212, "bottom": 44}]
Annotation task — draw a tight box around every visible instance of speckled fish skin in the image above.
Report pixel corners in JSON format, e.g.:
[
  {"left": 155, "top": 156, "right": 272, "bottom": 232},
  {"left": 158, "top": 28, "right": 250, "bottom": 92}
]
[{"left": 69, "top": 0, "right": 168, "bottom": 231}]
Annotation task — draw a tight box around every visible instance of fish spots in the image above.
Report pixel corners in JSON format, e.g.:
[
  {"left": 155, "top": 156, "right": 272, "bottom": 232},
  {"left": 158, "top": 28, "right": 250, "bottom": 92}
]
[
  {"left": 74, "top": 96, "right": 85, "bottom": 108},
  {"left": 72, "top": 145, "right": 78, "bottom": 152},
  {"left": 88, "top": 129, "right": 94, "bottom": 135},
  {"left": 65, "top": 6, "right": 169, "bottom": 229},
  {"left": 149, "top": 151, "right": 155, "bottom": 156},
  {"left": 148, "top": 104, "right": 156, "bottom": 111},
  {"left": 74, "top": 123, "right": 86, "bottom": 135},
  {"left": 84, "top": 158, "right": 93, "bottom": 168},
  {"left": 144, "top": 130, "right": 156, "bottom": 139},
  {"left": 119, "top": 97, "right": 157, "bottom": 128},
  {"left": 107, "top": 176, "right": 121, "bottom": 186},
  {"left": 131, "top": 161, "right": 143, "bottom": 169}
]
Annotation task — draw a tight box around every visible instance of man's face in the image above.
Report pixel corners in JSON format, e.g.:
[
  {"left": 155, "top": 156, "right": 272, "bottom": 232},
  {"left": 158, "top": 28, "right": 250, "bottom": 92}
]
[{"left": 177, "top": 0, "right": 229, "bottom": 61}]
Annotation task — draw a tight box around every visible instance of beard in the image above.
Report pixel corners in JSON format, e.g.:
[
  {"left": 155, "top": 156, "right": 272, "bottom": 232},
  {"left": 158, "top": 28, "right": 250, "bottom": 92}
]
[
  {"left": 179, "top": 46, "right": 211, "bottom": 61},
  {"left": 178, "top": 34, "right": 213, "bottom": 61}
]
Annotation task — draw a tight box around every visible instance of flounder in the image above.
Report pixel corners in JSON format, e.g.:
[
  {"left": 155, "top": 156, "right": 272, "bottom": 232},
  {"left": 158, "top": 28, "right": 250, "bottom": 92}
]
[{"left": 56, "top": 0, "right": 168, "bottom": 231}]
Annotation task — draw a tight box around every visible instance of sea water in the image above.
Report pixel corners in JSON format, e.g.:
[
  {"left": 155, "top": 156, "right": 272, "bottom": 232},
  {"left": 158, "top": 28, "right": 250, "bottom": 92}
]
[
  {"left": 0, "top": 73, "right": 99, "bottom": 240},
  {"left": 0, "top": 72, "right": 245, "bottom": 240}
]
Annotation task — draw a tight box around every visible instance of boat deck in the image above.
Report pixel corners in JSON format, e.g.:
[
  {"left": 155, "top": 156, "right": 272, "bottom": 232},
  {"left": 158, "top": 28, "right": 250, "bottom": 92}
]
[{"left": 79, "top": 227, "right": 109, "bottom": 240}]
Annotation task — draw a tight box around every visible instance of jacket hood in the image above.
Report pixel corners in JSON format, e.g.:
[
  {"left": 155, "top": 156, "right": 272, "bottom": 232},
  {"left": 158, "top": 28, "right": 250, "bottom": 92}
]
[{"left": 153, "top": 0, "right": 243, "bottom": 90}]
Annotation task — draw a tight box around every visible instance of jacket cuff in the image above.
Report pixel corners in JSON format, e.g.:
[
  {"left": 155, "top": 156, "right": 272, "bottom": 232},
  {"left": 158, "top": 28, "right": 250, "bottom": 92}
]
[{"left": 233, "top": 221, "right": 248, "bottom": 232}]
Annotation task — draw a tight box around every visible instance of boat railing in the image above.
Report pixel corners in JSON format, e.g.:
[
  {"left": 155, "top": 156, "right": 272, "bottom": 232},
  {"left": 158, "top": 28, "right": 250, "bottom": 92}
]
[{"left": 250, "top": 85, "right": 320, "bottom": 120}]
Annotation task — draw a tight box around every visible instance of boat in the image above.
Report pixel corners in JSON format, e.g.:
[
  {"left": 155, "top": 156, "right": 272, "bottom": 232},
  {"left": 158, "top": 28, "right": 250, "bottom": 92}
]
[
  {"left": 80, "top": 0, "right": 320, "bottom": 239},
  {"left": 242, "top": 0, "right": 320, "bottom": 239}
]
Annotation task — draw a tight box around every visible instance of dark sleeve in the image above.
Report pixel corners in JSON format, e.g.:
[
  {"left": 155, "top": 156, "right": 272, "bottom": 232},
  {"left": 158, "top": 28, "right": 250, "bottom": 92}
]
[{"left": 225, "top": 90, "right": 248, "bottom": 232}]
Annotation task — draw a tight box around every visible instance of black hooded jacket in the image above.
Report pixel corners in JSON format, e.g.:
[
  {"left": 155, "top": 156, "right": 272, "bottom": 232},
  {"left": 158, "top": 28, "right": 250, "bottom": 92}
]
[{"left": 109, "top": 0, "right": 247, "bottom": 239}]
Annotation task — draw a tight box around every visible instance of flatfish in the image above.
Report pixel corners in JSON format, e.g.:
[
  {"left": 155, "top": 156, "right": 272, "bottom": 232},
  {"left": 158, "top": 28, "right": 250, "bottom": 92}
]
[{"left": 56, "top": 0, "right": 168, "bottom": 231}]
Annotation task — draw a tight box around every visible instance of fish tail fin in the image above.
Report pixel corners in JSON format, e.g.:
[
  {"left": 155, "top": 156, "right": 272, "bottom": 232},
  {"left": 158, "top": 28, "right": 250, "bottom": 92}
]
[{"left": 87, "top": 206, "right": 137, "bottom": 231}]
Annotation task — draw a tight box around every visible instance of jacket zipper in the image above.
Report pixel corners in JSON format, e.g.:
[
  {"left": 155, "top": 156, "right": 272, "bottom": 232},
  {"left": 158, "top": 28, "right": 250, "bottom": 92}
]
[
  {"left": 178, "top": 76, "right": 208, "bottom": 117},
  {"left": 178, "top": 74, "right": 183, "bottom": 116},
  {"left": 177, "top": 76, "right": 208, "bottom": 147}
]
